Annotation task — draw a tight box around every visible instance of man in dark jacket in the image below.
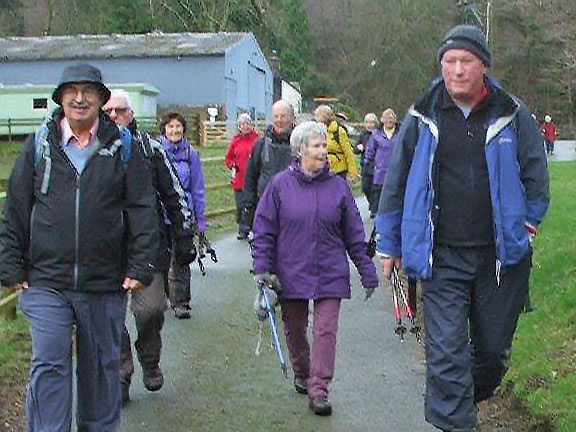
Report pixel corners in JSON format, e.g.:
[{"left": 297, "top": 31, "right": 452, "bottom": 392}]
[
  {"left": 242, "top": 100, "right": 295, "bottom": 229},
  {"left": 0, "top": 64, "right": 158, "bottom": 432},
  {"left": 376, "top": 26, "right": 549, "bottom": 432},
  {"left": 104, "top": 90, "right": 195, "bottom": 405}
]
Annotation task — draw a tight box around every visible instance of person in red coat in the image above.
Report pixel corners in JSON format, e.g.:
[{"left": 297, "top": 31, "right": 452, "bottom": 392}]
[
  {"left": 225, "top": 113, "right": 259, "bottom": 239},
  {"left": 541, "top": 114, "right": 557, "bottom": 155}
]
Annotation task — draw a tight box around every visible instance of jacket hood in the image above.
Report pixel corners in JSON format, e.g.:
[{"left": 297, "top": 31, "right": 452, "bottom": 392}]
[
  {"left": 413, "top": 76, "right": 518, "bottom": 123},
  {"left": 288, "top": 159, "right": 332, "bottom": 184},
  {"left": 266, "top": 124, "right": 292, "bottom": 143},
  {"left": 327, "top": 120, "right": 339, "bottom": 133},
  {"left": 46, "top": 107, "right": 120, "bottom": 147}
]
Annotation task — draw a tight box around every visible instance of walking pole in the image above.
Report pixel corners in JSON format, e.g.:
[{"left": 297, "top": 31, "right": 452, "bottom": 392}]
[
  {"left": 391, "top": 270, "right": 406, "bottom": 341},
  {"left": 391, "top": 268, "right": 422, "bottom": 342},
  {"left": 258, "top": 281, "right": 288, "bottom": 378}
]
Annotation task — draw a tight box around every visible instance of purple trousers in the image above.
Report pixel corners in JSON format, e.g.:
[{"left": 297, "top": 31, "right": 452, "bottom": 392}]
[{"left": 280, "top": 298, "right": 341, "bottom": 398}]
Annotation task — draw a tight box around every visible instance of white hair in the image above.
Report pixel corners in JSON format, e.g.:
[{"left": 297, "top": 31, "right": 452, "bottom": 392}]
[
  {"left": 544, "top": 115, "right": 552, "bottom": 122},
  {"left": 109, "top": 89, "right": 132, "bottom": 108},
  {"left": 237, "top": 113, "right": 252, "bottom": 124},
  {"left": 290, "top": 121, "right": 327, "bottom": 154},
  {"left": 364, "top": 113, "right": 378, "bottom": 123}
]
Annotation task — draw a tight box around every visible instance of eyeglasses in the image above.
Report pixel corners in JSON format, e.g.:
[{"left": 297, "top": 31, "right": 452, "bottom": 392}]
[{"left": 104, "top": 107, "right": 129, "bottom": 115}]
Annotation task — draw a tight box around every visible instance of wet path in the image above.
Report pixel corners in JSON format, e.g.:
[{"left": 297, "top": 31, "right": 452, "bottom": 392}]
[{"left": 120, "top": 198, "right": 435, "bottom": 432}]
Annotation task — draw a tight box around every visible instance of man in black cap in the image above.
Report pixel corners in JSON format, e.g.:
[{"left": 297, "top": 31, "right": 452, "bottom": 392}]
[
  {"left": 0, "top": 64, "right": 158, "bottom": 431},
  {"left": 375, "top": 25, "right": 549, "bottom": 431}
]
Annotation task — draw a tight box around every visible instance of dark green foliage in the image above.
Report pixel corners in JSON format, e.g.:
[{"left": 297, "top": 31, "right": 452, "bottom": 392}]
[{"left": 0, "top": 0, "right": 25, "bottom": 36}]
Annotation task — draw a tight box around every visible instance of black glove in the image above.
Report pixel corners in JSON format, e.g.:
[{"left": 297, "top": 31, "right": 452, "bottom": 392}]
[
  {"left": 364, "top": 286, "right": 377, "bottom": 301},
  {"left": 254, "top": 272, "right": 282, "bottom": 294},
  {"left": 175, "top": 236, "right": 197, "bottom": 266}
]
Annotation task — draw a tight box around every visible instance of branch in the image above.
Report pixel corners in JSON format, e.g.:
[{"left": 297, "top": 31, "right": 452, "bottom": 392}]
[{"left": 161, "top": 1, "right": 190, "bottom": 31}]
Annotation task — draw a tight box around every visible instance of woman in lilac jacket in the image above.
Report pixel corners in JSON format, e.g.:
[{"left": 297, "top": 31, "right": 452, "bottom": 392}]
[
  {"left": 251, "top": 121, "right": 379, "bottom": 416},
  {"left": 160, "top": 112, "right": 206, "bottom": 319},
  {"left": 364, "top": 108, "right": 399, "bottom": 217}
]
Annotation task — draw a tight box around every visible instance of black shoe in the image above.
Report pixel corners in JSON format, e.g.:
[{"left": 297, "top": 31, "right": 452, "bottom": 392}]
[
  {"left": 309, "top": 395, "right": 332, "bottom": 416},
  {"left": 173, "top": 305, "right": 191, "bottom": 319},
  {"left": 121, "top": 383, "right": 130, "bottom": 407},
  {"left": 294, "top": 377, "right": 307, "bottom": 395},
  {"left": 143, "top": 367, "right": 164, "bottom": 392}
]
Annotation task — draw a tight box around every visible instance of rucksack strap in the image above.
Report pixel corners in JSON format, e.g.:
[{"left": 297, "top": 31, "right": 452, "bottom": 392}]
[
  {"left": 34, "top": 122, "right": 52, "bottom": 195},
  {"left": 120, "top": 127, "right": 132, "bottom": 166}
]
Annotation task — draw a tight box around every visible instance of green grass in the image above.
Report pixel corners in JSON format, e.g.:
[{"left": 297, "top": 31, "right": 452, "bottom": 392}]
[{"left": 504, "top": 162, "right": 576, "bottom": 431}]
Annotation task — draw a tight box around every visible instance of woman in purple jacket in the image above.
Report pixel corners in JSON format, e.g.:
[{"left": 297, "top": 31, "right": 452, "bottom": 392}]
[
  {"left": 160, "top": 112, "right": 206, "bottom": 319},
  {"left": 251, "top": 121, "right": 379, "bottom": 416},
  {"left": 364, "top": 108, "right": 399, "bottom": 217}
]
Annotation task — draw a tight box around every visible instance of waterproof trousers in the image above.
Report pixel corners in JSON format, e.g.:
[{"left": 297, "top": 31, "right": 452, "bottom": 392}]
[
  {"left": 20, "top": 286, "right": 127, "bottom": 432},
  {"left": 233, "top": 190, "right": 250, "bottom": 236},
  {"left": 120, "top": 272, "right": 167, "bottom": 387},
  {"left": 168, "top": 251, "right": 191, "bottom": 309},
  {"left": 280, "top": 298, "right": 341, "bottom": 399},
  {"left": 369, "top": 184, "right": 383, "bottom": 216},
  {"left": 422, "top": 245, "right": 530, "bottom": 432}
]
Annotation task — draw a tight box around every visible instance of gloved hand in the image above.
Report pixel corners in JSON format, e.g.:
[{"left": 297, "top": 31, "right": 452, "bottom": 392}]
[
  {"left": 254, "top": 272, "right": 282, "bottom": 294},
  {"left": 175, "top": 236, "right": 197, "bottom": 266},
  {"left": 364, "top": 286, "right": 377, "bottom": 301}
]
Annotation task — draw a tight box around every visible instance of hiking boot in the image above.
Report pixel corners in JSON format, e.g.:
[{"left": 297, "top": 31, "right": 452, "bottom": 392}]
[
  {"left": 121, "top": 382, "right": 130, "bottom": 407},
  {"left": 294, "top": 377, "right": 307, "bottom": 395},
  {"left": 173, "top": 305, "right": 191, "bottom": 319},
  {"left": 143, "top": 367, "right": 164, "bottom": 392},
  {"left": 308, "top": 395, "right": 332, "bottom": 416}
]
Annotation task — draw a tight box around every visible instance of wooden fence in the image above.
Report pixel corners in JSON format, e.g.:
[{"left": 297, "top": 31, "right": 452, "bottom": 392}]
[{"left": 0, "top": 154, "right": 235, "bottom": 321}]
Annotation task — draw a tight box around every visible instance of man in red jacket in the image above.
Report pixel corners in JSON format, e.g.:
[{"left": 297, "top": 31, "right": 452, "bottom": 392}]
[
  {"left": 541, "top": 114, "right": 557, "bottom": 155},
  {"left": 225, "top": 113, "right": 259, "bottom": 239}
]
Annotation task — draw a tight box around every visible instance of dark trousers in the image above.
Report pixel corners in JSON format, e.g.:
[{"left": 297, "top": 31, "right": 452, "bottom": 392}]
[
  {"left": 168, "top": 252, "right": 191, "bottom": 308},
  {"left": 20, "top": 286, "right": 127, "bottom": 432},
  {"left": 280, "top": 298, "right": 341, "bottom": 398},
  {"left": 545, "top": 139, "right": 555, "bottom": 154},
  {"left": 361, "top": 172, "right": 373, "bottom": 202},
  {"left": 234, "top": 190, "right": 250, "bottom": 235},
  {"left": 120, "top": 272, "right": 167, "bottom": 387},
  {"left": 369, "top": 184, "right": 383, "bottom": 215},
  {"left": 422, "top": 245, "right": 530, "bottom": 431}
]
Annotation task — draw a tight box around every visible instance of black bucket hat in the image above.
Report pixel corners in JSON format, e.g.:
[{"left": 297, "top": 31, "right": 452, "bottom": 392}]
[{"left": 52, "top": 64, "right": 111, "bottom": 105}]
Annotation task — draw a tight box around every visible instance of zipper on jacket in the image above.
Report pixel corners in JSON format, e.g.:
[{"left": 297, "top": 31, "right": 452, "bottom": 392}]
[{"left": 74, "top": 175, "right": 80, "bottom": 291}]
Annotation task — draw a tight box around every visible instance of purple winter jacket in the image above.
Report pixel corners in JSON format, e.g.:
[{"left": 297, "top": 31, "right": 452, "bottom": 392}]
[
  {"left": 161, "top": 137, "right": 206, "bottom": 232},
  {"left": 363, "top": 129, "right": 398, "bottom": 185},
  {"left": 252, "top": 161, "right": 379, "bottom": 300}
]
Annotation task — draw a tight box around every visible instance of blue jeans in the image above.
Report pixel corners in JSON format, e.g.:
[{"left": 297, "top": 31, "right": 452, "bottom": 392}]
[{"left": 20, "top": 286, "right": 127, "bottom": 432}]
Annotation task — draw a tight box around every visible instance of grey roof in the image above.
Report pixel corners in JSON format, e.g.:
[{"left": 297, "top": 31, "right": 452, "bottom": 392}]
[{"left": 0, "top": 32, "right": 251, "bottom": 62}]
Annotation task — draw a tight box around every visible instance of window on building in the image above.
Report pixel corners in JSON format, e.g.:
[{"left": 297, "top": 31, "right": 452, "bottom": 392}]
[{"left": 33, "top": 98, "right": 48, "bottom": 109}]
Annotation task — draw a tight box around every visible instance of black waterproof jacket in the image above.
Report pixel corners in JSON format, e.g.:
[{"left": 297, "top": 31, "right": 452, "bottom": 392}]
[
  {"left": 0, "top": 109, "right": 158, "bottom": 291},
  {"left": 242, "top": 125, "right": 292, "bottom": 227},
  {"left": 129, "top": 120, "right": 194, "bottom": 271}
]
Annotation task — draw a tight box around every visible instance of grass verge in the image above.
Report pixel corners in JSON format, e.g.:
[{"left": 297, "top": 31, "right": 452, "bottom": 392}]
[
  {"left": 505, "top": 161, "right": 576, "bottom": 431},
  {"left": 0, "top": 313, "right": 30, "bottom": 431}
]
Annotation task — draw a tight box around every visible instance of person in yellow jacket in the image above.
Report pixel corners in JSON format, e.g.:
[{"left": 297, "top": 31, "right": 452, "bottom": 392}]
[{"left": 314, "top": 105, "right": 357, "bottom": 179}]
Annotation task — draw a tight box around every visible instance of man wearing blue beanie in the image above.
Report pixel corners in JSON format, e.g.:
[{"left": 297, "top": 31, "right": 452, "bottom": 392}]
[{"left": 376, "top": 25, "right": 549, "bottom": 431}]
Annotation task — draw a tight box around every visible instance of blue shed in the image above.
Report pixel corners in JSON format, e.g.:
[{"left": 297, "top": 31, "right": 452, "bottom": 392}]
[{"left": 0, "top": 32, "right": 274, "bottom": 130}]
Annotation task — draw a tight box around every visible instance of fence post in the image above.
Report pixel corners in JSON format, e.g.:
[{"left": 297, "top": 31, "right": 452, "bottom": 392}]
[
  {"left": 8, "top": 118, "right": 12, "bottom": 143},
  {"left": 1, "top": 287, "right": 17, "bottom": 321}
]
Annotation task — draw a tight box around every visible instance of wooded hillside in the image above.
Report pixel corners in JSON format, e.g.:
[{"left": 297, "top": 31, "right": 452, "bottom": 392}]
[{"left": 3, "top": 0, "right": 575, "bottom": 131}]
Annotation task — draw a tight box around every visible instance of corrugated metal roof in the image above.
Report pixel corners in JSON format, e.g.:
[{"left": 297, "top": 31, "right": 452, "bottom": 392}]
[{"left": 0, "top": 32, "right": 251, "bottom": 62}]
